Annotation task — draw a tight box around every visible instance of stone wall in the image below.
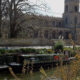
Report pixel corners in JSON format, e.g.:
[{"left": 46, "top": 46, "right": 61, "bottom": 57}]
[{"left": 18, "top": 27, "right": 71, "bottom": 40}]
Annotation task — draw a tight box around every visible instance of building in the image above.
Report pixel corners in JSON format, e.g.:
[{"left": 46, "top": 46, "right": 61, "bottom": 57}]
[
  {"left": 1, "top": 0, "right": 80, "bottom": 46},
  {"left": 15, "top": 0, "right": 80, "bottom": 45},
  {"left": 19, "top": 0, "right": 80, "bottom": 39},
  {"left": 63, "top": 0, "right": 80, "bottom": 28}
]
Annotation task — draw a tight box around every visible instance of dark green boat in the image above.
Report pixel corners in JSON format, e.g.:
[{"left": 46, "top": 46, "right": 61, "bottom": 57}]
[
  {"left": 18, "top": 53, "right": 69, "bottom": 71},
  {"left": 0, "top": 54, "right": 21, "bottom": 72}
]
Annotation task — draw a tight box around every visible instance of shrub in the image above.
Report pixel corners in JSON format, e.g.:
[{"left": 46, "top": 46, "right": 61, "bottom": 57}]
[
  {"left": 54, "top": 40, "right": 64, "bottom": 53},
  {"left": 47, "top": 49, "right": 54, "bottom": 53},
  {"left": 36, "top": 49, "right": 48, "bottom": 54},
  {"left": 7, "top": 49, "right": 17, "bottom": 53},
  {"left": 20, "top": 48, "right": 36, "bottom": 53},
  {"left": 0, "top": 49, "right": 6, "bottom": 54}
]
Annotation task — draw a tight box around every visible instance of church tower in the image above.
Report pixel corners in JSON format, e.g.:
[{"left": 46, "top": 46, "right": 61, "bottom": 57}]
[{"left": 63, "top": 0, "right": 80, "bottom": 28}]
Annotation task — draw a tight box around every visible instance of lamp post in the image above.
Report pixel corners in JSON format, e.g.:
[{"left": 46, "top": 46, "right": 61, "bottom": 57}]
[
  {"left": 74, "top": 17, "right": 77, "bottom": 42},
  {"left": 73, "top": 16, "right": 77, "bottom": 50},
  {"left": 0, "top": 0, "right": 2, "bottom": 37}
]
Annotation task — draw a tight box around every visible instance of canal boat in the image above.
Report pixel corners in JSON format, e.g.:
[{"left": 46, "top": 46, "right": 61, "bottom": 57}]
[
  {"left": 19, "top": 53, "right": 69, "bottom": 63},
  {"left": 18, "top": 53, "right": 69, "bottom": 70},
  {"left": 0, "top": 54, "right": 21, "bottom": 72},
  {"left": 0, "top": 53, "right": 72, "bottom": 72},
  {"left": 0, "top": 55, "right": 9, "bottom": 72}
]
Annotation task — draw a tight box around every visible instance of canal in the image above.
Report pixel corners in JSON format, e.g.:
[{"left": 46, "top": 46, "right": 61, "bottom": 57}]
[{"left": 0, "top": 68, "right": 55, "bottom": 80}]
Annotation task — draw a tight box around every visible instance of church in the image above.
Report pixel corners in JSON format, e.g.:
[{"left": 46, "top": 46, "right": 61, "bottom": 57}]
[
  {"left": 16, "top": 0, "right": 80, "bottom": 45},
  {"left": 2, "top": 0, "right": 80, "bottom": 46}
]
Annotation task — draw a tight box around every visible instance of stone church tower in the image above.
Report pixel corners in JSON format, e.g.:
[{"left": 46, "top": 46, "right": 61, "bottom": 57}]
[{"left": 63, "top": 0, "right": 80, "bottom": 28}]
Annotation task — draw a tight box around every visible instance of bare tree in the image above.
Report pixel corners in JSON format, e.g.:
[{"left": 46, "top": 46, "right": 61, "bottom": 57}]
[
  {"left": 0, "top": 0, "right": 2, "bottom": 37},
  {"left": 0, "top": 0, "right": 10, "bottom": 37},
  {"left": 5, "top": 0, "right": 38, "bottom": 38},
  {"left": 1, "top": 0, "right": 48, "bottom": 38},
  {"left": 5, "top": 0, "right": 25, "bottom": 38}
]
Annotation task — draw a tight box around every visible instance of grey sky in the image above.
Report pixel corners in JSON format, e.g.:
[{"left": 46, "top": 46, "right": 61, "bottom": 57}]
[{"left": 29, "top": 0, "right": 65, "bottom": 17}]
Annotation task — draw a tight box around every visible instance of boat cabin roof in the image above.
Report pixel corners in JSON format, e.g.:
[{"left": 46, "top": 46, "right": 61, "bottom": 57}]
[{"left": 20, "top": 54, "right": 64, "bottom": 57}]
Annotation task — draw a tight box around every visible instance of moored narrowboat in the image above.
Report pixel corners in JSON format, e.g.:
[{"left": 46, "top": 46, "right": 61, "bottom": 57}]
[
  {"left": 0, "top": 53, "right": 21, "bottom": 72},
  {"left": 18, "top": 53, "right": 69, "bottom": 71}
]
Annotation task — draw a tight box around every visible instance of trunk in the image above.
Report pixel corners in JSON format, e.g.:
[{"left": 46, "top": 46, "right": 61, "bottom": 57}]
[
  {"left": 9, "top": 0, "right": 18, "bottom": 38},
  {"left": 10, "top": 23, "right": 16, "bottom": 38},
  {"left": 9, "top": 2, "right": 13, "bottom": 38},
  {"left": 9, "top": 0, "right": 15, "bottom": 38},
  {"left": 0, "top": 0, "right": 2, "bottom": 37}
]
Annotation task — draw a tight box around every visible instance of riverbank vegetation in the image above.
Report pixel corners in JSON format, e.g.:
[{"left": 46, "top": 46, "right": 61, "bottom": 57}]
[
  {"left": 0, "top": 47, "right": 76, "bottom": 56},
  {"left": 4, "top": 50, "right": 79, "bottom": 80},
  {"left": 40, "top": 54, "right": 80, "bottom": 80},
  {"left": 0, "top": 39, "right": 77, "bottom": 59},
  {"left": 0, "top": 34, "right": 80, "bottom": 80}
]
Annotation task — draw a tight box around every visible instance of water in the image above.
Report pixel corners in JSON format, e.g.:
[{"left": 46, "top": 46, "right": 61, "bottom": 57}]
[
  {"left": 0, "top": 46, "right": 52, "bottom": 50},
  {"left": 0, "top": 45, "right": 79, "bottom": 50},
  {"left": 0, "top": 68, "right": 55, "bottom": 80}
]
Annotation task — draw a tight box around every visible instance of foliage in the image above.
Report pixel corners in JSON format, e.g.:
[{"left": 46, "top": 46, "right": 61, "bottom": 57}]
[
  {"left": 7, "top": 48, "right": 37, "bottom": 53},
  {"left": 39, "top": 53, "right": 80, "bottom": 80},
  {"left": 0, "top": 48, "right": 59, "bottom": 54},
  {"left": 54, "top": 40, "right": 64, "bottom": 53},
  {"left": 64, "top": 46, "right": 80, "bottom": 57},
  {"left": 7, "top": 49, "right": 17, "bottom": 53},
  {"left": 64, "top": 47, "right": 73, "bottom": 51},
  {"left": 0, "top": 0, "right": 47, "bottom": 38},
  {"left": 0, "top": 48, "right": 38, "bottom": 54},
  {"left": 47, "top": 49, "right": 54, "bottom": 53},
  {"left": 19, "top": 48, "right": 36, "bottom": 53},
  {"left": 37, "top": 48, "right": 48, "bottom": 54},
  {"left": 0, "top": 49, "right": 6, "bottom": 54}
]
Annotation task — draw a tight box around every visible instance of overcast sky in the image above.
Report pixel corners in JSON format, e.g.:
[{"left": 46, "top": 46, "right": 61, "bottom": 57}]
[{"left": 29, "top": 0, "right": 65, "bottom": 17}]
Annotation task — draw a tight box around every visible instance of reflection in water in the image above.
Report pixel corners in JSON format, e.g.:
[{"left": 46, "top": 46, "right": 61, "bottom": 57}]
[{"left": 0, "top": 68, "right": 55, "bottom": 80}]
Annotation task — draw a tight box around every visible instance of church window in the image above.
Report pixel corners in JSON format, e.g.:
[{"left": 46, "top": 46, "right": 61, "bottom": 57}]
[
  {"left": 64, "top": 32, "right": 70, "bottom": 39},
  {"left": 74, "top": 17, "right": 77, "bottom": 24},
  {"left": 65, "top": 17, "right": 68, "bottom": 24},
  {"left": 45, "top": 20, "right": 48, "bottom": 25},
  {"left": 75, "top": 6, "right": 78, "bottom": 12},
  {"left": 44, "top": 30, "right": 48, "bottom": 39},
  {"left": 52, "top": 21, "right": 55, "bottom": 26},
  {"left": 52, "top": 31, "right": 56, "bottom": 39},
  {"left": 59, "top": 22, "right": 62, "bottom": 27},
  {"left": 59, "top": 31, "right": 62, "bottom": 35},
  {"left": 34, "top": 31, "right": 38, "bottom": 38},
  {"left": 65, "top": 5, "right": 68, "bottom": 12}
]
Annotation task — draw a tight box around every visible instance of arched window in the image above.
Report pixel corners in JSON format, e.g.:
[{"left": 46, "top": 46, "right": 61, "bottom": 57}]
[
  {"left": 75, "top": 6, "right": 78, "bottom": 12},
  {"left": 64, "top": 32, "right": 69, "bottom": 39},
  {"left": 65, "top": 17, "right": 68, "bottom": 24},
  {"left": 34, "top": 31, "right": 38, "bottom": 38},
  {"left": 74, "top": 17, "right": 77, "bottom": 24},
  {"left": 59, "top": 31, "right": 63, "bottom": 35},
  {"left": 65, "top": 5, "right": 68, "bottom": 12},
  {"left": 52, "top": 21, "right": 55, "bottom": 26},
  {"left": 52, "top": 31, "right": 56, "bottom": 39},
  {"left": 44, "top": 30, "right": 48, "bottom": 39},
  {"left": 59, "top": 22, "right": 62, "bottom": 27}
]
